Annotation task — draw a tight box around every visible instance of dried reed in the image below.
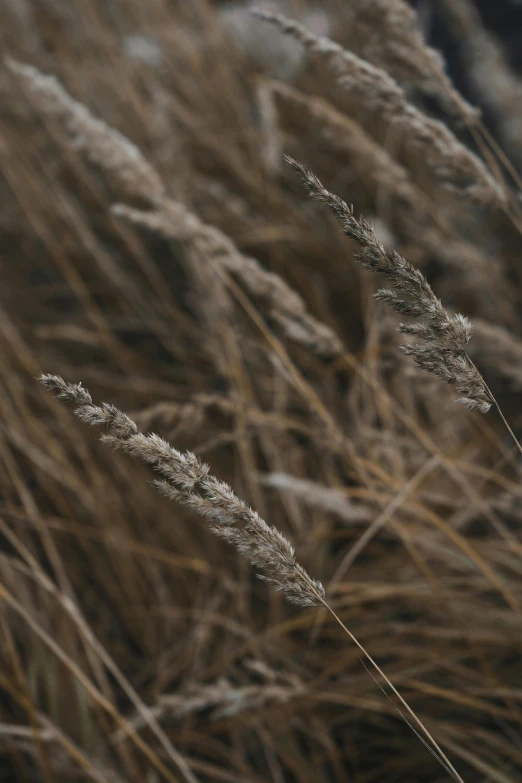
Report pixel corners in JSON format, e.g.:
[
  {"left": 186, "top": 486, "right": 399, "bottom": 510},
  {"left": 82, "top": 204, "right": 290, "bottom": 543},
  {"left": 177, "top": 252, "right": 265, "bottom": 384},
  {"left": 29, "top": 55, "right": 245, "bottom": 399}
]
[
  {"left": 336, "top": 0, "right": 479, "bottom": 123},
  {"left": 115, "top": 661, "right": 306, "bottom": 738},
  {"left": 7, "top": 58, "right": 165, "bottom": 205},
  {"left": 40, "top": 373, "right": 465, "bottom": 783},
  {"left": 263, "top": 472, "right": 372, "bottom": 525},
  {"left": 267, "top": 81, "right": 504, "bottom": 311},
  {"left": 441, "top": 0, "right": 522, "bottom": 161},
  {"left": 112, "top": 201, "right": 343, "bottom": 359},
  {"left": 8, "top": 58, "right": 342, "bottom": 360},
  {"left": 3, "top": 4, "right": 522, "bottom": 781},
  {"left": 253, "top": 9, "right": 506, "bottom": 207},
  {"left": 40, "top": 373, "right": 325, "bottom": 608},
  {"left": 287, "top": 156, "right": 522, "bottom": 455},
  {"left": 287, "top": 159, "right": 490, "bottom": 407}
]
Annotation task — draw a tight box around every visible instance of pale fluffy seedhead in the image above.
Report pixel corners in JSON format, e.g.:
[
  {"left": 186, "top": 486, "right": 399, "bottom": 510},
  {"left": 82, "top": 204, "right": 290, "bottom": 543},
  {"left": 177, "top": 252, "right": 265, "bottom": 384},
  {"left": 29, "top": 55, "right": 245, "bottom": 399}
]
[
  {"left": 286, "top": 160, "right": 493, "bottom": 414},
  {"left": 40, "top": 374, "right": 325, "bottom": 607}
]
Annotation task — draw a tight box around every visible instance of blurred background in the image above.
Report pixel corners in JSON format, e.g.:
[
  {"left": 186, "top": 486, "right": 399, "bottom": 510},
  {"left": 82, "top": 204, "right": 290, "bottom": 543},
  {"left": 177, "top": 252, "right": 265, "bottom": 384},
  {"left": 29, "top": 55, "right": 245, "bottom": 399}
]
[{"left": 2, "top": 1, "right": 522, "bottom": 781}]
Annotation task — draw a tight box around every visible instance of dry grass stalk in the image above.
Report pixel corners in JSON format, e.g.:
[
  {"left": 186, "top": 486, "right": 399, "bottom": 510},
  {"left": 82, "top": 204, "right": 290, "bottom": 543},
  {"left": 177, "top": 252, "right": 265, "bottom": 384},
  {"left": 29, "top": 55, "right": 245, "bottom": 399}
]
[
  {"left": 112, "top": 201, "right": 343, "bottom": 359},
  {"left": 256, "top": 80, "right": 285, "bottom": 175},
  {"left": 6, "top": 58, "right": 165, "bottom": 205},
  {"left": 39, "top": 374, "right": 466, "bottom": 783},
  {"left": 115, "top": 662, "right": 306, "bottom": 739},
  {"left": 289, "top": 155, "right": 522, "bottom": 458},
  {"left": 263, "top": 472, "right": 372, "bottom": 525},
  {"left": 252, "top": 10, "right": 506, "bottom": 207},
  {"left": 268, "top": 82, "right": 503, "bottom": 309},
  {"left": 161, "top": 675, "right": 304, "bottom": 719},
  {"left": 8, "top": 59, "right": 342, "bottom": 361},
  {"left": 441, "top": 0, "right": 522, "bottom": 160},
  {"left": 132, "top": 393, "right": 235, "bottom": 438},
  {"left": 4, "top": 5, "right": 522, "bottom": 781},
  {"left": 39, "top": 373, "right": 325, "bottom": 607},
  {"left": 288, "top": 157, "right": 493, "bottom": 412},
  {"left": 339, "top": 0, "right": 479, "bottom": 123},
  {"left": 0, "top": 725, "right": 122, "bottom": 783},
  {"left": 267, "top": 80, "right": 411, "bottom": 189}
]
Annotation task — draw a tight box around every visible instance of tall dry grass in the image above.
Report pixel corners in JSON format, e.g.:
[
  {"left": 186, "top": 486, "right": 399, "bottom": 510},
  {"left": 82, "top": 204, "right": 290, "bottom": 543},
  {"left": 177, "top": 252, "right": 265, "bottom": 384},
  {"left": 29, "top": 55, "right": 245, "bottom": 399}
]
[{"left": 2, "top": 2, "right": 522, "bottom": 782}]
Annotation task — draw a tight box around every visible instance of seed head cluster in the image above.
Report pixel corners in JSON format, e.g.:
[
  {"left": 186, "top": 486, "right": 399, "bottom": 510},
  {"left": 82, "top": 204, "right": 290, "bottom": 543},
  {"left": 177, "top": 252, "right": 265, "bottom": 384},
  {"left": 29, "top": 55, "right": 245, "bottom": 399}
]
[
  {"left": 7, "top": 58, "right": 165, "bottom": 206},
  {"left": 40, "top": 374, "right": 325, "bottom": 607},
  {"left": 287, "top": 158, "right": 493, "bottom": 413},
  {"left": 253, "top": 9, "right": 505, "bottom": 207}
]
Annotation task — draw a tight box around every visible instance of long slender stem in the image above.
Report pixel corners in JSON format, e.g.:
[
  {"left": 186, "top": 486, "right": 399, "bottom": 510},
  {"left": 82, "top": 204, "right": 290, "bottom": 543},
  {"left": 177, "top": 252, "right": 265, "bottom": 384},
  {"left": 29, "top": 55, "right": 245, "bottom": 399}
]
[
  {"left": 492, "top": 396, "right": 522, "bottom": 457},
  {"left": 317, "top": 596, "right": 465, "bottom": 783},
  {"left": 467, "top": 356, "right": 522, "bottom": 456},
  {"left": 477, "top": 121, "right": 522, "bottom": 202}
]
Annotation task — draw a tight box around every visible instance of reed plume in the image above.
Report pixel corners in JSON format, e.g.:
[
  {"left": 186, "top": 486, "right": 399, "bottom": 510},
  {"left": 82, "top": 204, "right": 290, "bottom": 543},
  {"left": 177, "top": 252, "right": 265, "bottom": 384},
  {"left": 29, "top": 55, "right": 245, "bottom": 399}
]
[
  {"left": 440, "top": 0, "right": 522, "bottom": 160},
  {"left": 116, "top": 661, "right": 305, "bottom": 737},
  {"left": 6, "top": 58, "right": 165, "bottom": 205},
  {"left": 252, "top": 9, "right": 505, "bottom": 207},
  {"left": 339, "top": 0, "right": 478, "bottom": 123},
  {"left": 39, "top": 373, "right": 464, "bottom": 783},
  {"left": 8, "top": 58, "right": 342, "bottom": 361},
  {"left": 39, "top": 373, "right": 325, "bottom": 607},
  {"left": 267, "top": 81, "right": 503, "bottom": 312},
  {"left": 286, "top": 157, "right": 493, "bottom": 414},
  {"left": 263, "top": 472, "right": 372, "bottom": 525},
  {"left": 112, "top": 201, "right": 343, "bottom": 359},
  {"left": 5, "top": 5, "right": 522, "bottom": 780}
]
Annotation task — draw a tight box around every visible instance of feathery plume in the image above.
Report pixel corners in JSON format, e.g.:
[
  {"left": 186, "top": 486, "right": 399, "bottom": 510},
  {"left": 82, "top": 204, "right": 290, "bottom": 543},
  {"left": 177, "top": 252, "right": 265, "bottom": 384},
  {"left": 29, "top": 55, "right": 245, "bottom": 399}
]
[
  {"left": 113, "top": 662, "right": 305, "bottom": 740},
  {"left": 263, "top": 472, "right": 372, "bottom": 525},
  {"left": 38, "top": 376, "right": 467, "bottom": 779},
  {"left": 7, "top": 59, "right": 165, "bottom": 205},
  {"left": 286, "top": 158, "right": 493, "bottom": 414},
  {"left": 39, "top": 374, "right": 325, "bottom": 607},
  {"left": 339, "top": 0, "right": 478, "bottom": 123},
  {"left": 112, "top": 201, "right": 343, "bottom": 359},
  {"left": 266, "top": 81, "right": 410, "bottom": 191},
  {"left": 440, "top": 0, "right": 522, "bottom": 161},
  {"left": 267, "top": 81, "right": 504, "bottom": 310},
  {"left": 8, "top": 58, "right": 343, "bottom": 361},
  {"left": 252, "top": 10, "right": 505, "bottom": 207}
]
